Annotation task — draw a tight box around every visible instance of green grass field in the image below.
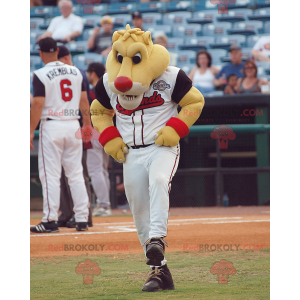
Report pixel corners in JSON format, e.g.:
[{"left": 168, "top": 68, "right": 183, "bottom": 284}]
[{"left": 31, "top": 250, "right": 270, "bottom": 300}]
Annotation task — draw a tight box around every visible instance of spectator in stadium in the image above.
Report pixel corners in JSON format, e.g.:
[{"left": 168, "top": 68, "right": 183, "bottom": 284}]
[
  {"left": 188, "top": 50, "right": 219, "bottom": 94},
  {"left": 30, "top": 0, "right": 43, "bottom": 7},
  {"left": 236, "top": 60, "right": 269, "bottom": 94},
  {"left": 214, "top": 45, "right": 245, "bottom": 90},
  {"left": 132, "top": 11, "right": 144, "bottom": 31},
  {"left": 154, "top": 34, "right": 177, "bottom": 66},
  {"left": 87, "top": 16, "right": 113, "bottom": 56},
  {"left": 224, "top": 74, "right": 238, "bottom": 94},
  {"left": 42, "top": 0, "right": 58, "bottom": 5},
  {"left": 251, "top": 35, "right": 270, "bottom": 62},
  {"left": 36, "top": 0, "right": 83, "bottom": 43},
  {"left": 86, "top": 62, "right": 106, "bottom": 100}
]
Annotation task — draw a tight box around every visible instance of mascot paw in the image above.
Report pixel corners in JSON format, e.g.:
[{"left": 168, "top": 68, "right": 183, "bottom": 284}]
[
  {"left": 155, "top": 126, "right": 180, "bottom": 147},
  {"left": 104, "top": 137, "right": 129, "bottom": 163}
]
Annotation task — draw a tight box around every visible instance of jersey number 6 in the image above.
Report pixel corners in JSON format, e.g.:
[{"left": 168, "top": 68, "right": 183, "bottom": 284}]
[{"left": 60, "top": 79, "right": 73, "bottom": 102}]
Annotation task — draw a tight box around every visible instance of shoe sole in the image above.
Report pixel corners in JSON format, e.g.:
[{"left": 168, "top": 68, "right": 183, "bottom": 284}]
[
  {"left": 76, "top": 228, "right": 88, "bottom": 231},
  {"left": 30, "top": 229, "right": 59, "bottom": 233},
  {"left": 142, "top": 285, "right": 175, "bottom": 292},
  {"left": 146, "top": 245, "right": 165, "bottom": 266}
]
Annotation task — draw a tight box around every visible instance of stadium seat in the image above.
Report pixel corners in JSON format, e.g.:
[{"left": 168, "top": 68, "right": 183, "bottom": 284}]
[
  {"left": 256, "top": 61, "right": 270, "bottom": 75},
  {"left": 246, "top": 34, "right": 269, "bottom": 48},
  {"left": 177, "top": 63, "right": 195, "bottom": 75},
  {"left": 82, "top": 15, "right": 100, "bottom": 29},
  {"left": 173, "top": 24, "right": 201, "bottom": 38},
  {"left": 180, "top": 36, "right": 215, "bottom": 51},
  {"left": 85, "top": 3, "right": 108, "bottom": 16},
  {"left": 73, "top": 54, "right": 104, "bottom": 70},
  {"left": 205, "top": 91, "right": 224, "bottom": 97},
  {"left": 209, "top": 49, "right": 227, "bottom": 64},
  {"left": 217, "top": 9, "right": 253, "bottom": 23},
  {"left": 111, "top": 14, "right": 132, "bottom": 28},
  {"left": 163, "top": 12, "right": 192, "bottom": 25},
  {"left": 66, "top": 41, "right": 88, "bottom": 55},
  {"left": 264, "top": 21, "right": 270, "bottom": 33},
  {"left": 30, "top": 72, "right": 33, "bottom": 94},
  {"left": 53, "top": 5, "right": 82, "bottom": 17},
  {"left": 30, "top": 30, "right": 46, "bottom": 44},
  {"left": 143, "top": 13, "right": 162, "bottom": 25},
  {"left": 249, "top": 8, "right": 270, "bottom": 22},
  {"left": 138, "top": 1, "right": 166, "bottom": 13},
  {"left": 39, "top": 18, "right": 52, "bottom": 30},
  {"left": 229, "top": 21, "right": 263, "bottom": 36},
  {"left": 165, "top": 38, "right": 184, "bottom": 51},
  {"left": 144, "top": 25, "right": 172, "bottom": 38},
  {"left": 30, "top": 56, "right": 42, "bottom": 70},
  {"left": 212, "top": 35, "right": 246, "bottom": 50},
  {"left": 107, "top": 2, "right": 137, "bottom": 15},
  {"left": 30, "top": 18, "right": 45, "bottom": 30},
  {"left": 202, "top": 22, "right": 232, "bottom": 37},
  {"left": 174, "top": 50, "right": 196, "bottom": 64},
  {"left": 252, "top": 0, "right": 270, "bottom": 8},
  {"left": 192, "top": 10, "right": 219, "bottom": 23},
  {"left": 30, "top": 6, "right": 53, "bottom": 19},
  {"left": 229, "top": 0, "right": 251, "bottom": 9},
  {"left": 165, "top": 1, "right": 194, "bottom": 12},
  {"left": 82, "top": 29, "right": 94, "bottom": 41}
]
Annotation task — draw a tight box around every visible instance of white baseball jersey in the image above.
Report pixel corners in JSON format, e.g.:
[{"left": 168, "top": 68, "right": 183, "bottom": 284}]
[
  {"left": 94, "top": 66, "right": 193, "bottom": 147},
  {"left": 33, "top": 61, "right": 85, "bottom": 120}
]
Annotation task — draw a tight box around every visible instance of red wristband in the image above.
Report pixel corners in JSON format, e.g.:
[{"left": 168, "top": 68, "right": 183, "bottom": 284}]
[
  {"left": 99, "top": 126, "right": 121, "bottom": 146},
  {"left": 166, "top": 117, "right": 189, "bottom": 139}
]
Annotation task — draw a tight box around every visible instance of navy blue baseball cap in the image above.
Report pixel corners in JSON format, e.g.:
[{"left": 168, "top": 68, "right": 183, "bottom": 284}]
[{"left": 38, "top": 37, "right": 57, "bottom": 52}]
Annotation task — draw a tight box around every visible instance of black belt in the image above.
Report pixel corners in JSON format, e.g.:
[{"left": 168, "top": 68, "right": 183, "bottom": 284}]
[{"left": 129, "top": 144, "right": 153, "bottom": 149}]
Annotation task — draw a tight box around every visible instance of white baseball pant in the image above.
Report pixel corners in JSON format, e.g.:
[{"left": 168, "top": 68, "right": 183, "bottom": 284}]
[
  {"left": 87, "top": 139, "right": 110, "bottom": 208},
  {"left": 38, "top": 119, "right": 89, "bottom": 223},
  {"left": 123, "top": 144, "right": 180, "bottom": 253}
]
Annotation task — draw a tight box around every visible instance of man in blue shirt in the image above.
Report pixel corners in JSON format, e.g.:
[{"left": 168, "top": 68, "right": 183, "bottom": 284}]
[{"left": 214, "top": 45, "right": 245, "bottom": 90}]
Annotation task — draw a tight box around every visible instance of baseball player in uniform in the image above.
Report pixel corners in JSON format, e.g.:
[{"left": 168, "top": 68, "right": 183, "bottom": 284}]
[
  {"left": 90, "top": 25, "right": 205, "bottom": 292},
  {"left": 30, "top": 37, "right": 91, "bottom": 233}
]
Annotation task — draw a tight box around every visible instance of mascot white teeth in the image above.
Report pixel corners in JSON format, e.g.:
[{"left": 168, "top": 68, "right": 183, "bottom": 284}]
[{"left": 90, "top": 24, "right": 205, "bottom": 292}]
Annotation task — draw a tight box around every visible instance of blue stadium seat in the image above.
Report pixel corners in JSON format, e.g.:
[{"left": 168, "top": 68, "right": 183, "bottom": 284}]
[
  {"left": 212, "top": 35, "right": 247, "bottom": 50},
  {"left": 192, "top": 10, "right": 219, "bottom": 23},
  {"left": 246, "top": 34, "right": 269, "bottom": 48},
  {"left": 53, "top": 5, "right": 82, "bottom": 17},
  {"left": 202, "top": 23, "right": 232, "bottom": 37},
  {"left": 30, "top": 56, "right": 42, "bottom": 70},
  {"left": 39, "top": 18, "right": 52, "bottom": 30},
  {"left": 144, "top": 25, "right": 172, "bottom": 38},
  {"left": 163, "top": 12, "right": 192, "bottom": 25},
  {"left": 209, "top": 49, "right": 227, "bottom": 64},
  {"left": 111, "top": 14, "right": 132, "bottom": 28},
  {"left": 107, "top": 2, "right": 137, "bottom": 15},
  {"left": 217, "top": 9, "right": 253, "bottom": 23},
  {"left": 174, "top": 50, "right": 196, "bottom": 64},
  {"left": 228, "top": 21, "right": 262, "bottom": 36},
  {"left": 229, "top": 0, "right": 251, "bottom": 9},
  {"left": 66, "top": 41, "right": 88, "bottom": 55},
  {"left": 205, "top": 91, "right": 224, "bottom": 97},
  {"left": 30, "top": 30, "right": 46, "bottom": 44},
  {"left": 249, "top": 8, "right": 270, "bottom": 22},
  {"left": 82, "top": 29, "right": 94, "bottom": 41},
  {"left": 73, "top": 54, "right": 104, "bottom": 70},
  {"left": 165, "top": 1, "right": 194, "bottom": 13},
  {"left": 84, "top": 3, "right": 108, "bottom": 16},
  {"left": 180, "top": 36, "right": 215, "bottom": 51},
  {"left": 173, "top": 24, "right": 201, "bottom": 38},
  {"left": 143, "top": 13, "right": 162, "bottom": 25},
  {"left": 138, "top": 1, "right": 166, "bottom": 13},
  {"left": 165, "top": 38, "right": 184, "bottom": 51},
  {"left": 255, "top": 61, "right": 270, "bottom": 75},
  {"left": 253, "top": 0, "right": 270, "bottom": 8},
  {"left": 177, "top": 63, "right": 195, "bottom": 75},
  {"left": 30, "top": 18, "right": 44, "bottom": 30},
  {"left": 82, "top": 15, "right": 100, "bottom": 29},
  {"left": 30, "top": 72, "right": 33, "bottom": 94},
  {"left": 30, "top": 6, "right": 53, "bottom": 19},
  {"left": 264, "top": 21, "right": 270, "bottom": 33}
]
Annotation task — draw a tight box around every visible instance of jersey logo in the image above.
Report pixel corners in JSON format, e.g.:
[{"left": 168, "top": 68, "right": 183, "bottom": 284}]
[
  {"left": 153, "top": 80, "right": 170, "bottom": 91},
  {"left": 116, "top": 91, "right": 165, "bottom": 116}
]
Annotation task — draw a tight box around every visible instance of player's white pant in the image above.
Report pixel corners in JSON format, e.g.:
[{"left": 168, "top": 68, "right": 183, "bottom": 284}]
[
  {"left": 87, "top": 140, "right": 110, "bottom": 208},
  {"left": 123, "top": 144, "right": 180, "bottom": 252},
  {"left": 38, "top": 119, "right": 89, "bottom": 223}
]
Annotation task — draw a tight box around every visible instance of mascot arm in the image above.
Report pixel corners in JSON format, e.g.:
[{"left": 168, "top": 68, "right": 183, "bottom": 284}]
[{"left": 90, "top": 99, "right": 129, "bottom": 163}]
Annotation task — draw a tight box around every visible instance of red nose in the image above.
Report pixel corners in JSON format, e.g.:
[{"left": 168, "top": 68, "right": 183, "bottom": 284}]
[{"left": 114, "top": 76, "right": 133, "bottom": 93}]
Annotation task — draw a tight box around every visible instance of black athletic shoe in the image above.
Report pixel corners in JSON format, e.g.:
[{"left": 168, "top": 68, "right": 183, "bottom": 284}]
[
  {"left": 30, "top": 221, "right": 59, "bottom": 233},
  {"left": 88, "top": 222, "right": 93, "bottom": 227},
  {"left": 142, "top": 264, "right": 175, "bottom": 292},
  {"left": 144, "top": 237, "right": 169, "bottom": 266},
  {"left": 66, "top": 218, "right": 76, "bottom": 228},
  {"left": 57, "top": 221, "right": 68, "bottom": 227},
  {"left": 76, "top": 222, "right": 88, "bottom": 231}
]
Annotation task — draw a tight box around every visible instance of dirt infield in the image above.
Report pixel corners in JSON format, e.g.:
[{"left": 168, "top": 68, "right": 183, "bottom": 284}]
[{"left": 30, "top": 206, "right": 270, "bottom": 258}]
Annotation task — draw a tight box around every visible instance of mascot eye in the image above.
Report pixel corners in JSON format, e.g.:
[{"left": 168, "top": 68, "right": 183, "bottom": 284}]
[
  {"left": 117, "top": 52, "right": 123, "bottom": 63},
  {"left": 132, "top": 52, "right": 141, "bottom": 64}
]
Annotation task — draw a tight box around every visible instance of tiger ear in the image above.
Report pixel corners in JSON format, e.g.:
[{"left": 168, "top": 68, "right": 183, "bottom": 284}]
[
  {"left": 143, "top": 31, "right": 152, "bottom": 45},
  {"left": 112, "top": 32, "right": 120, "bottom": 43}
]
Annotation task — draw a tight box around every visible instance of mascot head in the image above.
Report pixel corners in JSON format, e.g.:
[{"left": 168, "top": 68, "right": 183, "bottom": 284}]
[{"left": 106, "top": 24, "right": 170, "bottom": 110}]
